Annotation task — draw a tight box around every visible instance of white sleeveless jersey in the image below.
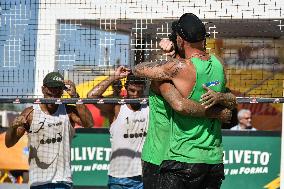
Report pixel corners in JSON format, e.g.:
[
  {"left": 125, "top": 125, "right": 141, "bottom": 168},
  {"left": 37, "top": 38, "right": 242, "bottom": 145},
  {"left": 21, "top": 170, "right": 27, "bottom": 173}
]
[
  {"left": 28, "top": 104, "right": 74, "bottom": 186},
  {"left": 108, "top": 104, "right": 149, "bottom": 178}
]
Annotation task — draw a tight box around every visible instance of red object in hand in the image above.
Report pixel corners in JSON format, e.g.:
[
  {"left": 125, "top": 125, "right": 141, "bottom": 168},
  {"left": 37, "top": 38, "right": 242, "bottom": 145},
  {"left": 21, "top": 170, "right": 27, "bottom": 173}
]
[{"left": 120, "top": 88, "right": 127, "bottom": 98}]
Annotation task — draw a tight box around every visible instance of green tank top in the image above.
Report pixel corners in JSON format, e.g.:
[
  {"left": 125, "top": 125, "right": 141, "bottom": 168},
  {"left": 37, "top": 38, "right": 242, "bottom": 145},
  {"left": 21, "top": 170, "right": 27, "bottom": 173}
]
[
  {"left": 165, "top": 55, "right": 226, "bottom": 164},
  {"left": 141, "top": 89, "right": 172, "bottom": 165}
]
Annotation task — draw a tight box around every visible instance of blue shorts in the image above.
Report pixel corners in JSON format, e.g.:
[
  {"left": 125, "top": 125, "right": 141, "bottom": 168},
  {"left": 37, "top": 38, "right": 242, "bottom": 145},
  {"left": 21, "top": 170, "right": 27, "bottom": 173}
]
[{"left": 108, "top": 175, "right": 143, "bottom": 189}]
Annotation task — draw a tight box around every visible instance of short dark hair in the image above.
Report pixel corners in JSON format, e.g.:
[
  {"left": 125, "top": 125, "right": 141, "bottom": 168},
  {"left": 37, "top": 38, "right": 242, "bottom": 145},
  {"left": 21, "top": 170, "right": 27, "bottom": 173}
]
[{"left": 125, "top": 73, "right": 147, "bottom": 88}]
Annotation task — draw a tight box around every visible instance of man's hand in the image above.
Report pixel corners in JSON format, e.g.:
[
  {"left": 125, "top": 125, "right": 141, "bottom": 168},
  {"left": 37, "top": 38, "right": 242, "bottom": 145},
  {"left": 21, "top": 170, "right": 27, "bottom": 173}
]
[
  {"left": 113, "top": 66, "right": 131, "bottom": 80},
  {"left": 12, "top": 115, "right": 26, "bottom": 129},
  {"left": 201, "top": 84, "right": 222, "bottom": 109},
  {"left": 87, "top": 66, "right": 130, "bottom": 99},
  {"left": 159, "top": 38, "right": 175, "bottom": 57},
  {"left": 206, "top": 106, "right": 232, "bottom": 123},
  {"left": 11, "top": 115, "right": 27, "bottom": 136},
  {"left": 201, "top": 85, "right": 237, "bottom": 110},
  {"left": 218, "top": 108, "right": 232, "bottom": 123},
  {"left": 64, "top": 80, "right": 79, "bottom": 98}
]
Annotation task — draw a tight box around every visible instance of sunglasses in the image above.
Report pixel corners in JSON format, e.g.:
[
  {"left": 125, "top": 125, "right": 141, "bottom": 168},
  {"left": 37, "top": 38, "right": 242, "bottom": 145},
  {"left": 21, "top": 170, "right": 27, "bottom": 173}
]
[{"left": 44, "top": 85, "right": 66, "bottom": 90}]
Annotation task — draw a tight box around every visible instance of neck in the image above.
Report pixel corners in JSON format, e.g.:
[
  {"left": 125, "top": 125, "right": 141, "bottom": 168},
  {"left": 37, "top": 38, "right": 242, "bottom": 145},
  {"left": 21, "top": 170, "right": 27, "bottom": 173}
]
[
  {"left": 40, "top": 104, "right": 59, "bottom": 115},
  {"left": 184, "top": 48, "right": 207, "bottom": 60},
  {"left": 239, "top": 124, "right": 247, "bottom": 130},
  {"left": 183, "top": 42, "right": 207, "bottom": 59},
  {"left": 127, "top": 103, "right": 141, "bottom": 111}
]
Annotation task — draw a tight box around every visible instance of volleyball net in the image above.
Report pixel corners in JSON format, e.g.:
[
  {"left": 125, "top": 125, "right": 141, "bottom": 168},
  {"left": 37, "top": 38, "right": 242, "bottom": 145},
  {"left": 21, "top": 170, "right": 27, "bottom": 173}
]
[
  {"left": 0, "top": 0, "right": 283, "bottom": 131},
  {"left": 0, "top": 1, "right": 284, "bottom": 188}
]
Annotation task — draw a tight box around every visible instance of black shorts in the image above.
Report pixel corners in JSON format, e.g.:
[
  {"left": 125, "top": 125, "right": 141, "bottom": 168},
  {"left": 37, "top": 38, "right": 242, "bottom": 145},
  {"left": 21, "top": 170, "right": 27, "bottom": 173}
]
[
  {"left": 142, "top": 160, "right": 161, "bottom": 189},
  {"left": 159, "top": 160, "right": 225, "bottom": 189}
]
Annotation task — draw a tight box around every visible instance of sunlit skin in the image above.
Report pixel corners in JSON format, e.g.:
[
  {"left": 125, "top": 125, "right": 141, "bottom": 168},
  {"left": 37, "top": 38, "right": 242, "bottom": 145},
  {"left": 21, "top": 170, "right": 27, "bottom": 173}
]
[
  {"left": 87, "top": 66, "right": 147, "bottom": 123},
  {"left": 130, "top": 17, "right": 237, "bottom": 189},
  {"left": 132, "top": 36, "right": 236, "bottom": 123},
  {"left": 127, "top": 84, "right": 145, "bottom": 99},
  {"left": 5, "top": 79, "right": 93, "bottom": 148},
  {"left": 126, "top": 84, "right": 145, "bottom": 111},
  {"left": 43, "top": 86, "right": 64, "bottom": 98},
  {"left": 42, "top": 85, "right": 64, "bottom": 111},
  {"left": 132, "top": 37, "right": 236, "bottom": 115}
]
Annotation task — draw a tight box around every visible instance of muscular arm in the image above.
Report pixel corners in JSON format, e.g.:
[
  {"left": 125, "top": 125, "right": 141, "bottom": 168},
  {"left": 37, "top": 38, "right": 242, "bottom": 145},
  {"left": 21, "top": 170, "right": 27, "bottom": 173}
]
[
  {"left": 159, "top": 82, "right": 231, "bottom": 122},
  {"left": 132, "top": 59, "right": 186, "bottom": 81},
  {"left": 159, "top": 81, "right": 205, "bottom": 116},
  {"left": 5, "top": 123, "right": 22, "bottom": 148},
  {"left": 154, "top": 38, "right": 235, "bottom": 114},
  {"left": 87, "top": 76, "right": 117, "bottom": 119},
  {"left": 87, "top": 66, "right": 129, "bottom": 119},
  {"left": 5, "top": 107, "right": 33, "bottom": 148},
  {"left": 87, "top": 76, "right": 117, "bottom": 99},
  {"left": 67, "top": 103, "right": 93, "bottom": 128},
  {"left": 135, "top": 59, "right": 236, "bottom": 112},
  {"left": 201, "top": 85, "right": 237, "bottom": 110},
  {"left": 213, "top": 92, "right": 236, "bottom": 110},
  {"left": 64, "top": 80, "right": 93, "bottom": 128}
]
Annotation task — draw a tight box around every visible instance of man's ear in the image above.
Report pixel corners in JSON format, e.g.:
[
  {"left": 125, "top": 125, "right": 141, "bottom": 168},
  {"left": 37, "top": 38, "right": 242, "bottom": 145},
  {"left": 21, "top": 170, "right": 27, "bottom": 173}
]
[
  {"left": 41, "top": 86, "right": 45, "bottom": 94},
  {"left": 176, "top": 35, "right": 181, "bottom": 42},
  {"left": 177, "top": 35, "right": 184, "bottom": 46}
]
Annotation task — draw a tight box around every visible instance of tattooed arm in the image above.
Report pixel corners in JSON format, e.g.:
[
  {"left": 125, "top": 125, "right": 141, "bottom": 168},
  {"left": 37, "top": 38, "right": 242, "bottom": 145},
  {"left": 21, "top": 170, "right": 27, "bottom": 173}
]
[
  {"left": 158, "top": 82, "right": 231, "bottom": 122},
  {"left": 132, "top": 59, "right": 186, "bottom": 81},
  {"left": 201, "top": 85, "right": 237, "bottom": 110}
]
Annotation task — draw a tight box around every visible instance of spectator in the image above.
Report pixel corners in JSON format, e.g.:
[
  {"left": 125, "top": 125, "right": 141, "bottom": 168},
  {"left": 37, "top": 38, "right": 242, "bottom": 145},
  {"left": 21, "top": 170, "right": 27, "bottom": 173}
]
[{"left": 231, "top": 109, "right": 256, "bottom": 130}]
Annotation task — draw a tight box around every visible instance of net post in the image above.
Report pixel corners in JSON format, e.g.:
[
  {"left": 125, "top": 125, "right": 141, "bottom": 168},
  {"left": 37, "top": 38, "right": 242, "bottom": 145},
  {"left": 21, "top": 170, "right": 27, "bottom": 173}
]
[{"left": 280, "top": 81, "right": 284, "bottom": 189}]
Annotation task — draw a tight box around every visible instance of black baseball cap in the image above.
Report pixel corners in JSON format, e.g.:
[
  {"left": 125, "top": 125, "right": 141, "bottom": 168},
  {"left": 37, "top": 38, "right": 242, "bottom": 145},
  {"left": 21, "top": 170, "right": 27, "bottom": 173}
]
[
  {"left": 43, "top": 72, "right": 64, "bottom": 88},
  {"left": 172, "top": 13, "right": 209, "bottom": 43}
]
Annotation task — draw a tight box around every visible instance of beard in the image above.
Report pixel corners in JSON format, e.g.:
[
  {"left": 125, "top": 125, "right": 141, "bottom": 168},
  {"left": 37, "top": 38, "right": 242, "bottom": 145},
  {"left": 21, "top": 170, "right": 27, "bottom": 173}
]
[
  {"left": 130, "top": 103, "right": 141, "bottom": 111},
  {"left": 177, "top": 46, "right": 185, "bottom": 58}
]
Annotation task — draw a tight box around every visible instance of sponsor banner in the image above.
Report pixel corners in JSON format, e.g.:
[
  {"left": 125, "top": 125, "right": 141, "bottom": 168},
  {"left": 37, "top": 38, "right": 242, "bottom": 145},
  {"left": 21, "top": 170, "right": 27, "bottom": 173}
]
[
  {"left": 71, "top": 131, "right": 111, "bottom": 186},
  {"left": 222, "top": 132, "right": 280, "bottom": 189},
  {"left": 71, "top": 130, "right": 280, "bottom": 188}
]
